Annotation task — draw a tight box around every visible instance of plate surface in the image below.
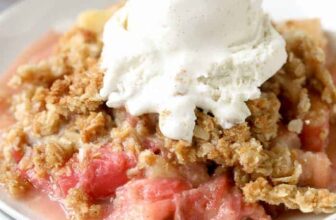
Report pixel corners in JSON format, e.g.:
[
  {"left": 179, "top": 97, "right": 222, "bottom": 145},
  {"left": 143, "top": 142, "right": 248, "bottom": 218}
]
[{"left": 0, "top": 0, "right": 335, "bottom": 219}]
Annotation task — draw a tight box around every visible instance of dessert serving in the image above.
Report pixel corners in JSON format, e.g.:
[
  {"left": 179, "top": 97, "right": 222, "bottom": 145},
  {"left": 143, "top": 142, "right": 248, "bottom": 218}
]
[{"left": 0, "top": 0, "right": 336, "bottom": 219}]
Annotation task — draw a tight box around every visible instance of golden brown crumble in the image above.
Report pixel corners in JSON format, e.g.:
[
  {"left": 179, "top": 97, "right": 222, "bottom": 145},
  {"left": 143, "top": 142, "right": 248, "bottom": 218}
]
[
  {"left": 2, "top": 127, "right": 26, "bottom": 160},
  {"left": 243, "top": 177, "right": 336, "bottom": 214},
  {"left": 76, "top": 112, "right": 111, "bottom": 143},
  {"left": 31, "top": 142, "right": 76, "bottom": 178},
  {"left": 65, "top": 188, "right": 102, "bottom": 220},
  {"left": 247, "top": 92, "right": 281, "bottom": 147},
  {"left": 32, "top": 106, "right": 62, "bottom": 136},
  {"left": 288, "top": 119, "right": 304, "bottom": 134},
  {"left": 0, "top": 127, "right": 30, "bottom": 196},
  {"left": 278, "top": 19, "right": 327, "bottom": 49},
  {"left": 0, "top": 163, "right": 30, "bottom": 197},
  {"left": 132, "top": 150, "right": 210, "bottom": 186}
]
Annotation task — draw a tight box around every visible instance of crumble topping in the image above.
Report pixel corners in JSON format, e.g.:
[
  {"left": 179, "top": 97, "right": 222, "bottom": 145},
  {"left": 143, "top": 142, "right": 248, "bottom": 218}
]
[
  {"left": 247, "top": 92, "right": 281, "bottom": 147},
  {"left": 65, "top": 188, "right": 102, "bottom": 220},
  {"left": 0, "top": 163, "right": 30, "bottom": 197},
  {"left": 288, "top": 119, "right": 304, "bottom": 134},
  {"left": 243, "top": 177, "right": 336, "bottom": 214}
]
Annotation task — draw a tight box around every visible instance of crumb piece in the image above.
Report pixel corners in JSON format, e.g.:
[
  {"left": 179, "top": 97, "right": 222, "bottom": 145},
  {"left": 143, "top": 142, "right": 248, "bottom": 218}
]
[
  {"left": 164, "top": 139, "right": 197, "bottom": 163},
  {"left": 1, "top": 127, "right": 27, "bottom": 162},
  {"left": 247, "top": 93, "right": 281, "bottom": 147},
  {"left": 32, "top": 105, "right": 62, "bottom": 136},
  {"left": 288, "top": 119, "right": 303, "bottom": 134},
  {"left": 194, "top": 111, "right": 221, "bottom": 141},
  {"left": 268, "top": 146, "right": 302, "bottom": 185},
  {"left": 194, "top": 125, "right": 210, "bottom": 141},
  {"left": 243, "top": 177, "right": 336, "bottom": 214},
  {"left": 0, "top": 163, "right": 30, "bottom": 197},
  {"left": 77, "top": 112, "right": 111, "bottom": 143},
  {"left": 32, "top": 142, "right": 76, "bottom": 178},
  {"left": 221, "top": 122, "right": 251, "bottom": 143},
  {"left": 278, "top": 19, "right": 327, "bottom": 49},
  {"left": 213, "top": 139, "right": 301, "bottom": 184},
  {"left": 194, "top": 122, "right": 251, "bottom": 165},
  {"left": 44, "top": 142, "right": 76, "bottom": 169},
  {"left": 32, "top": 146, "right": 48, "bottom": 178},
  {"left": 298, "top": 89, "right": 311, "bottom": 115},
  {"left": 132, "top": 150, "right": 180, "bottom": 180},
  {"left": 9, "top": 61, "right": 64, "bottom": 88},
  {"left": 65, "top": 188, "right": 102, "bottom": 220}
]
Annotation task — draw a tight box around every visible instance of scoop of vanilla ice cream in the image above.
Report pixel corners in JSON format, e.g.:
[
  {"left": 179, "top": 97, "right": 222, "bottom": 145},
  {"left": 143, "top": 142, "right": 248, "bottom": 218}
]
[{"left": 100, "top": 0, "right": 287, "bottom": 142}]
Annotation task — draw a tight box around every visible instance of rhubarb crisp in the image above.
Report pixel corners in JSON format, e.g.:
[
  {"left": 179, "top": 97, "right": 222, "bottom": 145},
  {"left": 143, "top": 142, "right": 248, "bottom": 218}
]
[{"left": 1, "top": 5, "right": 336, "bottom": 220}]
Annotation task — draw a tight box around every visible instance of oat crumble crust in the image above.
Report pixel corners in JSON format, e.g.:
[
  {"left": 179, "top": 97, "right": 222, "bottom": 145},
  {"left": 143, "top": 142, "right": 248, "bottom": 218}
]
[{"left": 0, "top": 8, "right": 336, "bottom": 220}]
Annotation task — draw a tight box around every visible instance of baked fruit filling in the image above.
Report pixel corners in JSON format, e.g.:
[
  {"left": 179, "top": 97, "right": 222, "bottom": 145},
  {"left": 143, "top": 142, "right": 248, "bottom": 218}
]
[{"left": 0, "top": 6, "right": 336, "bottom": 220}]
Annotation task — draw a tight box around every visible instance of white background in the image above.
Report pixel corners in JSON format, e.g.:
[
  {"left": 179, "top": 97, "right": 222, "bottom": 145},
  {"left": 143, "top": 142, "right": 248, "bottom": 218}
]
[{"left": 0, "top": 0, "right": 20, "bottom": 11}]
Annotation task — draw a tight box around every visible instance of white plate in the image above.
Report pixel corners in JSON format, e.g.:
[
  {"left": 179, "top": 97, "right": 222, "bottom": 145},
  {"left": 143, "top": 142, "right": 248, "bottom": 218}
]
[
  {"left": 0, "top": 0, "right": 114, "bottom": 74},
  {"left": 0, "top": 0, "right": 335, "bottom": 219}
]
